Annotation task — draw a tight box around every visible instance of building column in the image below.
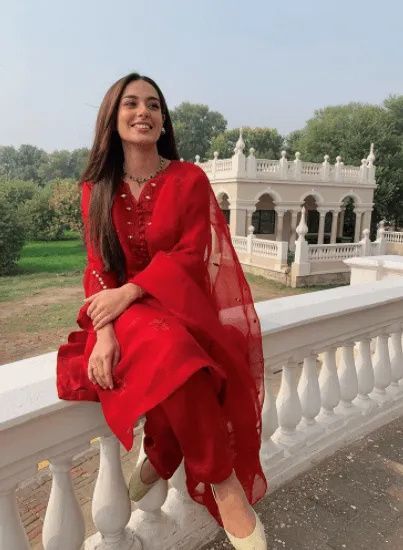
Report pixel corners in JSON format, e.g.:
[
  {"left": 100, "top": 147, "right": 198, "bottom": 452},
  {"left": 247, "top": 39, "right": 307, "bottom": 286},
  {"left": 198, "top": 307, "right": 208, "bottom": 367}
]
[
  {"left": 354, "top": 209, "right": 364, "bottom": 242},
  {"left": 317, "top": 209, "right": 327, "bottom": 244},
  {"left": 337, "top": 208, "right": 345, "bottom": 238},
  {"left": 330, "top": 210, "right": 339, "bottom": 244},
  {"left": 229, "top": 206, "right": 247, "bottom": 236},
  {"left": 275, "top": 208, "right": 286, "bottom": 241},
  {"left": 289, "top": 210, "right": 299, "bottom": 251},
  {"left": 362, "top": 210, "right": 372, "bottom": 235}
]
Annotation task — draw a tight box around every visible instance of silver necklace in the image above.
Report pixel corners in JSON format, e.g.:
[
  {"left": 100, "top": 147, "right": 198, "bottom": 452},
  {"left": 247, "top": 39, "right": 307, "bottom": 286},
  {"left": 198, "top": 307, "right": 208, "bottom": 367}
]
[{"left": 123, "top": 156, "right": 166, "bottom": 185}]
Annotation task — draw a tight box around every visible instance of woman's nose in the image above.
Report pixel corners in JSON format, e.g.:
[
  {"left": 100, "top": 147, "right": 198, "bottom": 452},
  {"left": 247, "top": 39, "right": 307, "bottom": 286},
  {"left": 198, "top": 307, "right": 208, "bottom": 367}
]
[{"left": 136, "top": 102, "right": 149, "bottom": 116}]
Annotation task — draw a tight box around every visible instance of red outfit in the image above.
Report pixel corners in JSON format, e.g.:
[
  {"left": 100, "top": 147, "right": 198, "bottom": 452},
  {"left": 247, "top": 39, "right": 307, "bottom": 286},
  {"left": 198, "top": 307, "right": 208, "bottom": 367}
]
[{"left": 57, "top": 160, "right": 267, "bottom": 524}]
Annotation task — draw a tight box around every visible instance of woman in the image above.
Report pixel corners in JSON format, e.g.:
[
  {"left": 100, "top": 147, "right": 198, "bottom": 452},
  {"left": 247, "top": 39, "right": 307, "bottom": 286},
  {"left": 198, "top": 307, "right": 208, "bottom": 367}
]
[{"left": 57, "top": 72, "right": 268, "bottom": 549}]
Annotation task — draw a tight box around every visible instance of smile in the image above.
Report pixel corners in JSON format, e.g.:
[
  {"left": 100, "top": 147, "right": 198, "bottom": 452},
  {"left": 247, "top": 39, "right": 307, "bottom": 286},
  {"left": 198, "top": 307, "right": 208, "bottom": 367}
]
[{"left": 131, "top": 123, "right": 152, "bottom": 129}]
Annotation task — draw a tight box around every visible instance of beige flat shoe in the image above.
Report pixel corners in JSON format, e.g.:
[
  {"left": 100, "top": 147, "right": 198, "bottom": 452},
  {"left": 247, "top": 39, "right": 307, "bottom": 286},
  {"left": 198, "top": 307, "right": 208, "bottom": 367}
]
[
  {"left": 211, "top": 484, "right": 267, "bottom": 549},
  {"left": 128, "top": 456, "right": 160, "bottom": 502}
]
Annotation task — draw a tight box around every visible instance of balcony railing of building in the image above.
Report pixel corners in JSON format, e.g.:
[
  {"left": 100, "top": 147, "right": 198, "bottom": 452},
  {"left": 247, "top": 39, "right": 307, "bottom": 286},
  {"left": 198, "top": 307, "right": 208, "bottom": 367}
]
[{"left": 195, "top": 130, "right": 376, "bottom": 186}]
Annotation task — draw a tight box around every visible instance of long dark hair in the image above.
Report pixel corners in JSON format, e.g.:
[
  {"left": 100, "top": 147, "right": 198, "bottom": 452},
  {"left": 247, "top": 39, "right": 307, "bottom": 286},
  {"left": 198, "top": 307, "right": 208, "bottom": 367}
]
[{"left": 81, "top": 73, "right": 180, "bottom": 283}]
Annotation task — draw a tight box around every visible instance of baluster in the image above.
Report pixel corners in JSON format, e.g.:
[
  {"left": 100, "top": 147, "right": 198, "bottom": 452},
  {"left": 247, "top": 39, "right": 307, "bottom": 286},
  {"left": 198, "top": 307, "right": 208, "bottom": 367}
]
[
  {"left": 164, "top": 462, "right": 217, "bottom": 550},
  {"left": 371, "top": 331, "right": 393, "bottom": 405},
  {"left": 260, "top": 364, "right": 284, "bottom": 472},
  {"left": 42, "top": 450, "right": 85, "bottom": 550},
  {"left": 0, "top": 476, "right": 32, "bottom": 550},
  {"left": 298, "top": 353, "right": 324, "bottom": 441},
  {"left": 354, "top": 337, "right": 378, "bottom": 413},
  {"left": 334, "top": 342, "right": 361, "bottom": 421},
  {"left": 389, "top": 324, "right": 403, "bottom": 396},
  {"left": 92, "top": 435, "right": 141, "bottom": 549},
  {"left": 317, "top": 346, "right": 344, "bottom": 429},
  {"left": 272, "top": 358, "right": 305, "bottom": 451}
]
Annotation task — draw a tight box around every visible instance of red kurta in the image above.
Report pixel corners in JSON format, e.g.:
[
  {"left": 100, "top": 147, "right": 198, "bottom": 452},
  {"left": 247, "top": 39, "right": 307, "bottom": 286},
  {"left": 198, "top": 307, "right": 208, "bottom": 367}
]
[{"left": 57, "top": 160, "right": 267, "bottom": 511}]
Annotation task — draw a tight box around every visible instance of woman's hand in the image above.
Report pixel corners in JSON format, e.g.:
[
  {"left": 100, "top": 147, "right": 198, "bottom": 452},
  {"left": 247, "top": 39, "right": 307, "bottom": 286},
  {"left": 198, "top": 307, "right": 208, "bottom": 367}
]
[
  {"left": 88, "top": 325, "right": 120, "bottom": 390},
  {"left": 84, "top": 283, "right": 144, "bottom": 331}
]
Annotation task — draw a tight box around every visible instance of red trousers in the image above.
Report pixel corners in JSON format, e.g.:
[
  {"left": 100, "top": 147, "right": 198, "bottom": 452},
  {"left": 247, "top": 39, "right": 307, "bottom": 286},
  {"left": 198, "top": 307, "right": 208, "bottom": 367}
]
[{"left": 143, "top": 367, "right": 234, "bottom": 484}]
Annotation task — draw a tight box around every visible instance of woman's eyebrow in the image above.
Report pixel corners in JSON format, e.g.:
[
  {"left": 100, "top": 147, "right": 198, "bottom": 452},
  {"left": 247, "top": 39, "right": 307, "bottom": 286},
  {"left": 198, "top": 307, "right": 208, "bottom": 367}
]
[{"left": 122, "top": 94, "right": 160, "bottom": 101}]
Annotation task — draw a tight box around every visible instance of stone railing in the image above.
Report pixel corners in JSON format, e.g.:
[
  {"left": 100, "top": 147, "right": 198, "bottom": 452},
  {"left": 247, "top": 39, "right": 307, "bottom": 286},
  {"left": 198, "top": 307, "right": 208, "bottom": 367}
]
[
  {"left": 2, "top": 278, "right": 403, "bottom": 549},
  {"left": 196, "top": 135, "right": 376, "bottom": 186},
  {"left": 384, "top": 231, "right": 403, "bottom": 244},
  {"left": 231, "top": 229, "right": 288, "bottom": 270},
  {"left": 231, "top": 235, "right": 248, "bottom": 252},
  {"left": 291, "top": 208, "right": 387, "bottom": 285},
  {"left": 308, "top": 242, "right": 363, "bottom": 262}
]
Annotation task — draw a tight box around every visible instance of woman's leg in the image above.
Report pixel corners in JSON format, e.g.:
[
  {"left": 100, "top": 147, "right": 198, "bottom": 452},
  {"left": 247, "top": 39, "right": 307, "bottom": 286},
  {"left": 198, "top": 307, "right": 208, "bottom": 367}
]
[
  {"left": 159, "top": 368, "right": 257, "bottom": 538},
  {"left": 142, "top": 403, "right": 183, "bottom": 480}
]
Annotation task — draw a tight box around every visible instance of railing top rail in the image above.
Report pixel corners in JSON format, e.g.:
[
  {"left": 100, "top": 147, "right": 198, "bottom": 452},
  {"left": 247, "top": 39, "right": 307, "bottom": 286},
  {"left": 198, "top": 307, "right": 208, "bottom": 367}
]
[{"left": 3, "top": 278, "right": 403, "bottom": 429}]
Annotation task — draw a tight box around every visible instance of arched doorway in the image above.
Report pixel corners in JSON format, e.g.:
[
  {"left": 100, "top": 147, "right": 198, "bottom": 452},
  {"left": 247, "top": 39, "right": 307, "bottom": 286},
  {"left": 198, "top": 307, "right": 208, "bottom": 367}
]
[
  {"left": 302, "top": 195, "right": 319, "bottom": 244},
  {"left": 217, "top": 193, "right": 230, "bottom": 225},
  {"left": 252, "top": 193, "right": 276, "bottom": 238},
  {"left": 340, "top": 197, "right": 356, "bottom": 242}
]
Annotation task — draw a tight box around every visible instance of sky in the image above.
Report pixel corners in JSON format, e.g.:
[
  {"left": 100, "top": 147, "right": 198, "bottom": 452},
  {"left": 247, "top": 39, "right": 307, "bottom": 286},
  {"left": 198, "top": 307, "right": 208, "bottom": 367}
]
[{"left": 0, "top": 0, "right": 402, "bottom": 152}]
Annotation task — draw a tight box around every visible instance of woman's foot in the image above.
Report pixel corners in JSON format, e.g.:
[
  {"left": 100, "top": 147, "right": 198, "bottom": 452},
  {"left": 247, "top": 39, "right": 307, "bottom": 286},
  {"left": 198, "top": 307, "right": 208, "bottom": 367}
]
[
  {"left": 128, "top": 456, "right": 161, "bottom": 502},
  {"left": 211, "top": 471, "right": 257, "bottom": 539}
]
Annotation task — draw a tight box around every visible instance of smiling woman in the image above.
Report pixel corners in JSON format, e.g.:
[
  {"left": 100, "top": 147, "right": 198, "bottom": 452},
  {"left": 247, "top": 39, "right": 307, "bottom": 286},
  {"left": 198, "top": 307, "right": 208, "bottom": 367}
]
[{"left": 56, "top": 72, "right": 268, "bottom": 548}]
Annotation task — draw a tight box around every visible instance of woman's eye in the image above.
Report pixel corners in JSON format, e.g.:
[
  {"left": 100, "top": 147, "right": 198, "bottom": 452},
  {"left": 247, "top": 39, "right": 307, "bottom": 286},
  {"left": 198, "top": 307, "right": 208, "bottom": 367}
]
[{"left": 149, "top": 103, "right": 160, "bottom": 110}]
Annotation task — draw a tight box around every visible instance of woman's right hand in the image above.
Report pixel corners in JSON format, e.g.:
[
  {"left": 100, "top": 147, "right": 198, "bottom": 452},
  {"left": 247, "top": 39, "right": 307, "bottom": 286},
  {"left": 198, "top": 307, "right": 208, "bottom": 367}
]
[{"left": 88, "top": 325, "right": 120, "bottom": 390}]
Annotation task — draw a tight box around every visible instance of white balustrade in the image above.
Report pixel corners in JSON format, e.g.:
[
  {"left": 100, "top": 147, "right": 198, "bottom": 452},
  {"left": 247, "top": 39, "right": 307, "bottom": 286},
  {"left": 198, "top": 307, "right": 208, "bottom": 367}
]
[
  {"left": 198, "top": 135, "right": 375, "bottom": 185},
  {"left": 256, "top": 159, "right": 279, "bottom": 175},
  {"left": 308, "top": 242, "right": 362, "bottom": 261},
  {"left": 384, "top": 231, "right": 403, "bottom": 244},
  {"left": 252, "top": 239, "right": 278, "bottom": 257},
  {"left": 231, "top": 235, "right": 247, "bottom": 252},
  {"left": 2, "top": 278, "right": 403, "bottom": 548}
]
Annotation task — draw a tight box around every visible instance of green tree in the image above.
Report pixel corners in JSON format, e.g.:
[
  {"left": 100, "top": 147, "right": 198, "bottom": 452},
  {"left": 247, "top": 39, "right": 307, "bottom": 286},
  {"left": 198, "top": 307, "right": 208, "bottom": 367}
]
[
  {"left": 38, "top": 150, "right": 73, "bottom": 182},
  {"left": 23, "top": 186, "right": 65, "bottom": 240},
  {"left": 208, "top": 127, "right": 284, "bottom": 159},
  {"left": 15, "top": 144, "right": 47, "bottom": 183},
  {"left": 171, "top": 102, "right": 227, "bottom": 161},
  {"left": 286, "top": 101, "right": 403, "bottom": 230},
  {"left": 48, "top": 179, "right": 82, "bottom": 232},
  {"left": 0, "top": 146, "right": 18, "bottom": 179},
  {"left": 0, "top": 183, "right": 28, "bottom": 274},
  {"left": 70, "top": 148, "right": 90, "bottom": 179}
]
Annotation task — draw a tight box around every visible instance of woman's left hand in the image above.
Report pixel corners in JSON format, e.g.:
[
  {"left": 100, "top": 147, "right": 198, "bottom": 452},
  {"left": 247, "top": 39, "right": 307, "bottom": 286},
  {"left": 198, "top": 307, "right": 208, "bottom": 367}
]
[{"left": 85, "top": 284, "right": 143, "bottom": 330}]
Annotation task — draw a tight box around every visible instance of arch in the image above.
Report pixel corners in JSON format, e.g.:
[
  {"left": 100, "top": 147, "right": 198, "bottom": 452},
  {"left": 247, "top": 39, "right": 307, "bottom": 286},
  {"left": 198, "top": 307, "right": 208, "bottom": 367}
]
[
  {"left": 215, "top": 188, "right": 233, "bottom": 204},
  {"left": 298, "top": 190, "right": 325, "bottom": 206},
  {"left": 338, "top": 192, "right": 362, "bottom": 207},
  {"left": 253, "top": 186, "right": 283, "bottom": 204}
]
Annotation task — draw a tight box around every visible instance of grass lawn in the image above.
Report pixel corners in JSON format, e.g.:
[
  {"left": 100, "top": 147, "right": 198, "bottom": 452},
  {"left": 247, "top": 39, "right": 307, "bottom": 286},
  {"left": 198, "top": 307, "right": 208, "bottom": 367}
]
[
  {"left": 0, "top": 234, "right": 344, "bottom": 365},
  {"left": 0, "top": 232, "right": 85, "bottom": 302}
]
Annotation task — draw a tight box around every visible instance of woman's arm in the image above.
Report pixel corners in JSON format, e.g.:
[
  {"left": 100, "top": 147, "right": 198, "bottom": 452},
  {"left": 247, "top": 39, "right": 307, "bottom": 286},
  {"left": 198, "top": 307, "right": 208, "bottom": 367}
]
[{"left": 77, "top": 182, "right": 120, "bottom": 332}]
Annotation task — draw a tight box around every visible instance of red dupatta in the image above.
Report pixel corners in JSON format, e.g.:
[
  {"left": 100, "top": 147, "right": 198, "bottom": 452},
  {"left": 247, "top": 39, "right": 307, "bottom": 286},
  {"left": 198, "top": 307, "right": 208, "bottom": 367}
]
[{"left": 128, "top": 164, "right": 268, "bottom": 507}]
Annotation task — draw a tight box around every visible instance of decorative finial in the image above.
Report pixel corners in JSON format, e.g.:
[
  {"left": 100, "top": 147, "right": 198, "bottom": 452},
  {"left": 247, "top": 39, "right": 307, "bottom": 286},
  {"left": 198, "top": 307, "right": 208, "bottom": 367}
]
[
  {"left": 213, "top": 151, "right": 219, "bottom": 159},
  {"left": 234, "top": 127, "right": 245, "bottom": 154},
  {"left": 296, "top": 206, "right": 308, "bottom": 239},
  {"left": 367, "top": 143, "right": 375, "bottom": 164}
]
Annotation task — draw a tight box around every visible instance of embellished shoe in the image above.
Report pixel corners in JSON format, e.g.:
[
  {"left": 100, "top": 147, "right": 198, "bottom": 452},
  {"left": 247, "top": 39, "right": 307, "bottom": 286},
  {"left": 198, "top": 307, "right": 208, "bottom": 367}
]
[
  {"left": 128, "top": 456, "right": 160, "bottom": 502},
  {"left": 211, "top": 484, "right": 267, "bottom": 549}
]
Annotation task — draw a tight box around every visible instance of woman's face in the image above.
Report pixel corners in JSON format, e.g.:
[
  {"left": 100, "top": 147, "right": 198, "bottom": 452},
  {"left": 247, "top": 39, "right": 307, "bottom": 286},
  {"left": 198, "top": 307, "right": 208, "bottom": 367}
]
[{"left": 117, "top": 79, "right": 165, "bottom": 147}]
